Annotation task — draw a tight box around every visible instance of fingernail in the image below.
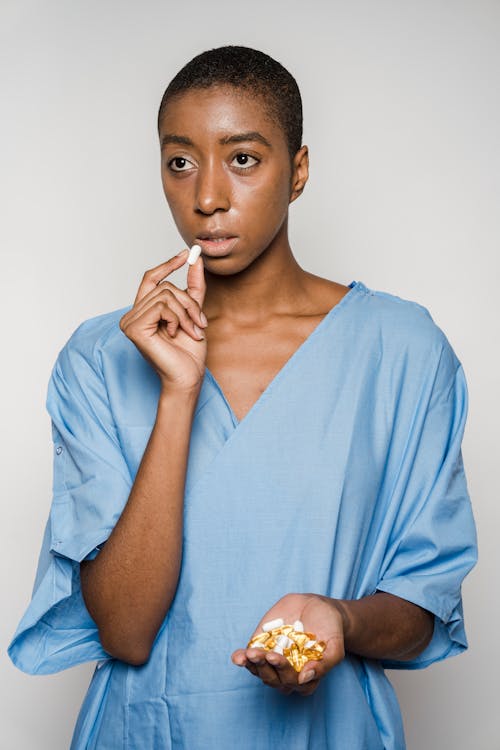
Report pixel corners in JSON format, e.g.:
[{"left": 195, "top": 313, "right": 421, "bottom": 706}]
[
  {"left": 266, "top": 654, "right": 280, "bottom": 665},
  {"left": 200, "top": 311, "right": 208, "bottom": 326},
  {"left": 193, "top": 324, "right": 204, "bottom": 338},
  {"left": 300, "top": 670, "right": 316, "bottom": 684},
  {"left": 176, "top": 248, "right": 188, "bottom": 256}
]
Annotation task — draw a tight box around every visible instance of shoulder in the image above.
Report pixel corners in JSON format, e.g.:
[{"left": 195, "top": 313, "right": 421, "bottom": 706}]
[
  {"left": 55, "top": 305, "right": 133, "bottom": 379},
  {"left": 353, "top": 281, "right": 440, "bottom": 335},
  {"left": 351, "top": 281, "right": 460, "bottom": 369}
]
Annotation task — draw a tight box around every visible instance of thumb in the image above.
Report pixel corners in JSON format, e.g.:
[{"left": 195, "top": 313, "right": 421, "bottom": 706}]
[
  {"left": 298, "top": 635, "right": 344, "bottom": 685},
  {"left": 186, "top": 255, "right": 207, "bottom": 309}
]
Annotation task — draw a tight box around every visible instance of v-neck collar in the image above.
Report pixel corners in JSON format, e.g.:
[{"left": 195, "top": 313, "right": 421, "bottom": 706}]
[{"left": 204, "top": 281, "right": 364, "bottom": 429}]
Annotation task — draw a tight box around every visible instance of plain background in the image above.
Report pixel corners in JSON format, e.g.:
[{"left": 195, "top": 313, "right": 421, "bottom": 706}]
[{"left": 1, "top": 1, "right": 498, "bottom": 747}]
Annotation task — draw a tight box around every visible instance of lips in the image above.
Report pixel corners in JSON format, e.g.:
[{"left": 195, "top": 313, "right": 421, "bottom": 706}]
[{"left": 195, "top": 234, "right": 238, "bottom": 256}]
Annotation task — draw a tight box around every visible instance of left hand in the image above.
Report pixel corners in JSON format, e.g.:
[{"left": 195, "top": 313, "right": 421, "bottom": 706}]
[{"left": 231, "top": 593, "right": 346, "bottom": 696}]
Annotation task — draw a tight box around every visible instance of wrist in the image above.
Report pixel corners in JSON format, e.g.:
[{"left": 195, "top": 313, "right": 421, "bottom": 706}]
[
  {"left": 149, "top": 389, "right": 199, "bottom": 446},
  {"left": 155, "top": 386, "right": 200, "bottom": 432},
  {"left": 328, "top": 598, "right": 353, "bottom": 643},
  {"left": 158, "top": 383, "right": 201, "bottom": 406}
]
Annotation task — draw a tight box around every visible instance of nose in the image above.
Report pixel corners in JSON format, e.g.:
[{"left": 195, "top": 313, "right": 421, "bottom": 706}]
[{"left": 194, "top": 162, "right": 230, "bottom": 215}]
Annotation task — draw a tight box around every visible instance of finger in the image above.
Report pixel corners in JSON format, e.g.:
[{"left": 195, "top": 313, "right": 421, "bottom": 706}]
[
  {"left": 231, "top": 649, "right": 250, "bottom": 667},
  {"left": 126, "top": 277, "right": 206, "bottom": 331},
  {"left": 125, "top": 282, "right": 182, "bottom": 325},
  {"left": 307, "top": 632, "right": 345, "bottom": 683},
  {"left": 134, "top": 250, "right": 188, "bottom": 305},
  {"left": 122, "top": 299, "right": 183, "bottom": 342},
  {"left": 264, "top": 652, "right": 299, "bottom": 687},
  {"left": 246, "top": 649, "right": 281, "bottom": 688},
  {"left": 296, "top": 650, "right": 342, "bottom": 687},
  {"left": 122, "top": 292, "right": 181, "bottom": 336},
  {"left": 154, "top": 288, "right": 204, "bottom": 341},
  {"left": 186, "top": 255, "right": 207, "bottom": 309},
  {"left": 297, "top": 661, "right": 321, "bottom": 686},
  {"left": 157, "top": 282, "right": 207, "bottom": 328},
  {"left": 264, "top": 652, "right": 323, "bottom": 696},
  {"left": 231, "top": 648, "right": 259, "bottom": 677},
  {"left": 123, "top": 289, "right": 204, "bottom": 342}
]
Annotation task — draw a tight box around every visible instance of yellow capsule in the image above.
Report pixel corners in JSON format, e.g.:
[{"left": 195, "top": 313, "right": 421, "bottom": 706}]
[
  {"left": 291, "top": 633, "right": 309, "bottom": 649},
  {"left": 248, "top": 622, "right": 325, "bottom": 671}
]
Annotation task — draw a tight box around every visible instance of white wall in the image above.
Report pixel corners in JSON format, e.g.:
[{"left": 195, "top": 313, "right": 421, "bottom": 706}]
[{"left": 1, "top": 1, "right": 498, "bottom": 747}]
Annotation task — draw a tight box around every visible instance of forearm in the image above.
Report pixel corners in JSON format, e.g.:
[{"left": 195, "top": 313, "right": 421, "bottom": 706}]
[
  {"left": 332, "top": 592, "right": 434, "bottom": 661},
  {"left": 80, "top": 387, "right": 199, "bottom": 665}
]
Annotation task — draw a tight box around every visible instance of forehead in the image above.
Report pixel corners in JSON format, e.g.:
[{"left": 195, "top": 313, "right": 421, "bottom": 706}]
[{"left": 159, "top": 85, "right": 286, "bottom": 147}]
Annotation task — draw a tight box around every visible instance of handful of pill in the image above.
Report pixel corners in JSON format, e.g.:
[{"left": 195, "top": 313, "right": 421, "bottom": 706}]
[{"left": 247, "top": 618, "right": 326, "bottom": 672}]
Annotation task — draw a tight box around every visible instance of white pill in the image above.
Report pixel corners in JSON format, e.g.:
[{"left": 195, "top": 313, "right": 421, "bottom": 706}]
[
  {"left": 305, "top": 640, "right": 316, "bottom": 649},
  {"left": 262, "top": 618, "right": 284, "bottom": 632},
  {"left": 272, "top": 645, "right": 284, "bottom": 655},
  {"left": 276, "top": 635, "right": 291, "bottom": 649},
  {"left": 293, "top": 620, "right": 304, "bottom": 632},
  {"left": 187, "top": 244, "right": 201, "bottom": 265}
]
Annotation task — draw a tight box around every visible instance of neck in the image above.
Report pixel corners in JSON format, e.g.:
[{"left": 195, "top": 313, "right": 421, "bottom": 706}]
[{"left": 202, "top": 228, "right": 309, "bottom": 325}]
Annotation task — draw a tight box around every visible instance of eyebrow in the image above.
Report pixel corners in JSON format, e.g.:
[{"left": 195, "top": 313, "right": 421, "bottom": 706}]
[
  {"left": 160, "top": 131, "right": 272, "bottom": 150},
  {"left": 219, "top": 131, "right": 272, "bottom": 148}
]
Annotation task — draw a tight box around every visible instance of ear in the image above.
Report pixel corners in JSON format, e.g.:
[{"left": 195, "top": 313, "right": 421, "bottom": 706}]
[{"left": 289, "top": 145, "right": 309, "bottom": 203}]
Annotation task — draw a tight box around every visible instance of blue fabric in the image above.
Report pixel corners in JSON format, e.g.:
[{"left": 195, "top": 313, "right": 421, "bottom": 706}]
[{"left": 8, "top": 281, "right": 477, "bottom": 749}]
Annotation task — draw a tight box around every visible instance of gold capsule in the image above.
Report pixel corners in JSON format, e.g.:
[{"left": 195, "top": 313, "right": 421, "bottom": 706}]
[{"left": 247, "top": 622, "right": 326, "bottom": 672}]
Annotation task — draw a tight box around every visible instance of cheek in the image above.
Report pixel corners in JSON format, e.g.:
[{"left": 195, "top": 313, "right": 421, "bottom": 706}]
[
  {"left": 240, "top": 170, "right": 291, "bottom": 218},
  {"left": 162, "top": 182, "right": 188, "bottom": 220}
]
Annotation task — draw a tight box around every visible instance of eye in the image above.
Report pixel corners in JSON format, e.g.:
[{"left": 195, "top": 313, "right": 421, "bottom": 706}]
[
  {"left": 167, "top": 156, "right": 195, "bottom": 172},
  {"left": 231, "top": 153, "right": 259, "bottom": 169}
]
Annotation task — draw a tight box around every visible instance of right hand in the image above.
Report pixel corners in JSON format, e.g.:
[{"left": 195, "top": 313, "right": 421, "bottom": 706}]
[{"left": 120, "top": 249, "right": 208, "bottom": 391}]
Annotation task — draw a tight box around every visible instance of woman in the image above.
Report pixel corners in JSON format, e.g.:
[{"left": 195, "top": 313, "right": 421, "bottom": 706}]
[{"left": 9, "top": 46, "right": 477, "bottom": 749}]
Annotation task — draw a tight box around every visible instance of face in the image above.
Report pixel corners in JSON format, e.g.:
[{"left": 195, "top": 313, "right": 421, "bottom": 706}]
[{"left": 159, "top": 85, "right": 308, "bottom": 274}]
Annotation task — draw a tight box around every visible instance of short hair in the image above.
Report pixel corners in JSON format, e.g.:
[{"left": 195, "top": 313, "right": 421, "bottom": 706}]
[{"left": 157, "top": 46, "right": 303, "bottom": 161}]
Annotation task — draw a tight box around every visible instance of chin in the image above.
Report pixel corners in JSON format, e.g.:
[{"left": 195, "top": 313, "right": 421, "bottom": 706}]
[{"left": 204, "top": 251, "right": 262, "bottom": 277}]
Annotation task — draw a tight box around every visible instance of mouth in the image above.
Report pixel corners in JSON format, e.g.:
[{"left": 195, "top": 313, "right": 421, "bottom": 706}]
[{"left": 195, "top": 235, "right": 238, "bottom": 256}]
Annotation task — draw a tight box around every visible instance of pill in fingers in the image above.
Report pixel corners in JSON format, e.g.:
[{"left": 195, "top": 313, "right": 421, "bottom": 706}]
[{"left": 187, "top": 245, "right": 202, "bottom": 265}]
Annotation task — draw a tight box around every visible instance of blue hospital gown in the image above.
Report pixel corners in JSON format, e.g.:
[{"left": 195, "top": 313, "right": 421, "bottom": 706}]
[{"left": 9, "top": 281, "right": 477, "bottom": 749}]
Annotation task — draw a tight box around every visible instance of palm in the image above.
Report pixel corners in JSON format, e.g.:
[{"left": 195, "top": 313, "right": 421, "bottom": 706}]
[
  {"left": 231, "top": 593, "right": 345, "bottom": 697},
  {"left": 253, "top": 593, "right": 344, "bottom": 657}
]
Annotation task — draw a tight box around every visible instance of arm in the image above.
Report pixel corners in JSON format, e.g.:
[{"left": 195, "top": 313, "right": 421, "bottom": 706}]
[
  {"left": 80, "top": 248, "right": 208, "bottom": 666},
  {"left": 335, "top": 591, "right": 434, "bottom": 661},
  {"left": 80, "top": 387, "right": 199, "bottom": 666}
]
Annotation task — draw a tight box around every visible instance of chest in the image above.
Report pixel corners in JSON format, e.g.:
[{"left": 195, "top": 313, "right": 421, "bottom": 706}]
[{"left": 204, "top": 315, "right": 327, "bottom": 423}]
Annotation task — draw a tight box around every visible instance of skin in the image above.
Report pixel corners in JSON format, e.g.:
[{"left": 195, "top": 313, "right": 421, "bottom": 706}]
[{"left": 80, "top": 84, "right": 434, "bottom": 688}]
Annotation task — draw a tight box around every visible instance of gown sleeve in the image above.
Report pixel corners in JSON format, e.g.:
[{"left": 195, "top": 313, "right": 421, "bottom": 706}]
[
  {"left": 8, "top": 320, "right": 133, "bottom": 675},
  {"left": 376, "top": 342, "right": 478, "bottom": 670}
]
